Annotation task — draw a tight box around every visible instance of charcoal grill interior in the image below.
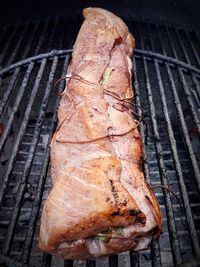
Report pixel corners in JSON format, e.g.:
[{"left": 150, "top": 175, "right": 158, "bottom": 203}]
[{"left": 0, "top": 1, "right": 200, "bottom": 266}]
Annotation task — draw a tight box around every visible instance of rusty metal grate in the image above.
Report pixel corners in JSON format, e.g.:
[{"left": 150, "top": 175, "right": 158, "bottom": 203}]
[{"left": 0, "top": 17, "right": 200, "bottom": 267}]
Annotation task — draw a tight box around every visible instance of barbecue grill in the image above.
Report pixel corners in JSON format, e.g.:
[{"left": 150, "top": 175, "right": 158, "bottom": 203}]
[{"left": 0, "top": 2, "right": 200, "bottom": 266}]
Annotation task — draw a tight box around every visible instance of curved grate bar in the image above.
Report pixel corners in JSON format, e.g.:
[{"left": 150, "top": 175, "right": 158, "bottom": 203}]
[
  {"left": 0, "top": 49, "right": 200, "bottom": 77},
  {"left": 0, "top": 49, "right": 199, "bottom": 267},
  {"left": 0, "top": 49, "right": 73, "bottom": 77}
]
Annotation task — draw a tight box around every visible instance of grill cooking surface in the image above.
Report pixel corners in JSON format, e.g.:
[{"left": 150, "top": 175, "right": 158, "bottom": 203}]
[
  {"left": 0, "top": 17, "right": 200, "bottom": 267},
  {"left": 0, "top": 16, "right": 200, "bottom": 68}
]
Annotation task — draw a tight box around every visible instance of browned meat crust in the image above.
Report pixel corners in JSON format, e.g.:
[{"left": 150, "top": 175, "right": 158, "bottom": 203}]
[{"left": 38, "top": 7, "right": 162, "bottom": 259}]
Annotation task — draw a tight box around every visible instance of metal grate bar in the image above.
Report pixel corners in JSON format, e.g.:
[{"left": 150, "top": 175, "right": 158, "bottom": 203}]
[
  {"left": 0, "top": 63, "right": 34, "bottom": 155},
  {"left": 162, "top": 27, "right": 200, "bottom": 193},
  {"left": 33, "top": 16, "right": 60, "bottom": 58},
  {"left": 20, "top": 55, "right": 69, "bottom": 264},
  {"left": 183, "top": 28, "right": 200, "bottom": 67},
  {"left": 0, "top": 68, "right": 20, "bottom": 118},
  {"left": 154, "top": 60, "right": 200, "bottom": 258},
  {"left": 6, "top": 21, "right": 31, "bottom": 66},
  {"left": 132, "top": 59, "right": 162, "bottom": 266},
  {"left": 150, "top": 238, "right": 162, "bottom": 267},
  {"left": 46, "top": 16, "right": 60, "bottom": 51},
  {"left": 146, "top": 23, "right": 154, "bottom": 54},
  {"left": 163, "top": 26, "right": 179, "bottom": 61},
  {"left": 126, "top": 24, "right": 141, "bottom": 265},
  {"left": 133, "top": 56, "right": 162, "bottom": 266},
  {"left": 153, "top": 24, "right": 164, "bottom": 53},
  {"left": 174, "top": 28, "right": 191, "bottom": 65},
  {"left": 166, "top": 66, "right": 200, "bottom": 191},
  {"left": 148, "top": 23, "right": 200, "bottom": 259},
  {"left": 0, "top": 22, "right": 21, "bottom": 65},
  {"left": 137, "top": 21, "right": 176, "bottom": 266},
  {"left": 86, "top": 260, "right": 96, "bottom": 267},
  {"left": 0, "top": 25, "right": 12, "bottom": 51},
  {"left": 21, "top": 21, "right": 40, "bottom": 60},
  {"left": 0, "top": 20, "right": 49, "bottom": 123},
  {"left": 109, "top": 255, "right": 118, "bottom": 267},
  {"left": 64, "top": 260, "right": 73, "bottom": 267},
  {"left": 138, "top": 21, "right": 182, "bottom": 265},
  {"left": 129, "top": 251, "right": 139, "bottom": 267},
  {"left": 34, "top": 18, "right": 51, "bottom": 55},
  {"left": 193, "top": 30, "right": 200, "bottom": 56},
  {"left": 174, "top": 28, "right": 200, "bottom": 123},
  {"left": 132, "top": 53, "right": 150, "bottom": 183},
  {"left": 143, "top": 55, "right": 182, "bottom": 265},
  {"left": 0, "top": 254, "right": 21, "bottom": 267},
  {"left": 3, "top": 59, "right": 51, "bottom": 255},
  {"left": 0, "top": 62, "right": 40, "bottom": 207},
  {"left": 155, "top": 26, "right": 199, "bottom": 108},
  {"left": 154, "top": 24, "right": 200, "bottom": 251},
  {"left": 192, "top": 76, "right": 200, "bottom": 108},
  {"left": 0, "top": 52, "right": 73, "bottom": 78},
  {"left": 158, "top": 26, "right": 200, "bottom": 178},
  {"left": 2, "top": 57, "right": 58, "bottom": 255},
  {"left": 42, "top": 254, "right": 52, "bottom": 267},
  {"left": 134, "top": 50, "right": 200, "bottom": 75},
  {"left": 2, "top": 49, "right": 200, "bottom": 78},
  {"left": 178, "top": 69, "right": 200, "bottom": 136},
  {"left": 169, "top": 26, "right": 200, "bottom": 105},
  {"left": 0, "top": 39, "right": 199, "bottom": 265},
  {"left": 135, "top": 21, "right": 162, "bottom": 266}
]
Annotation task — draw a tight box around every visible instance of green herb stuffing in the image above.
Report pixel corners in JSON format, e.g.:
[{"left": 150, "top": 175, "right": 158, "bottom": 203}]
[
  {"left": 100, "top": 67, "right": 113, "bottom": 85},
  {"left": 96, "top": 227, "right": 124, "bottom": 243},
  {"left": 114, "top": 228, "right": 124, "bottom": 236},
  {"left": 96, "top": 233, "right": 111, "bottom": 243}
]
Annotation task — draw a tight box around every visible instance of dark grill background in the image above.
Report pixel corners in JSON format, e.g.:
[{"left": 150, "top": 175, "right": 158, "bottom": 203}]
[
  {"left": 0, "top": 16, "right": 200, "bottom": 68},
  {"left": 0, "top": 13, "right": 200, "bottom": 267}
]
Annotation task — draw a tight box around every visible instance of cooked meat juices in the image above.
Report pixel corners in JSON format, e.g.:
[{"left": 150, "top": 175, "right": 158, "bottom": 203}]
[{"left": 38, "top": 7, "right": 163, "bottom": 259}]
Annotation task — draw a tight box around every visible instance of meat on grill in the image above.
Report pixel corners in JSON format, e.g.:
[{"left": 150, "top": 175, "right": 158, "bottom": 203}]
[{"left": 38, "top": 7, "right": 163, "bottom": 259}]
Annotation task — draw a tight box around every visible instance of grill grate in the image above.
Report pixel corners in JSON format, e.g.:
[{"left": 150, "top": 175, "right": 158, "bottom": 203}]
[
  {"left": 0, "top": 16, "right": 200, "bottom": 68},
  {"left": 0, "top": 17, "right": 200, "bottom": 267}
]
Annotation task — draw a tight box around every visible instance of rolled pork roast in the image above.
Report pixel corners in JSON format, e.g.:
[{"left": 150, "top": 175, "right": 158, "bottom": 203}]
[{"left": 38, "top": 7, "right": 163, "bottom": 259}]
